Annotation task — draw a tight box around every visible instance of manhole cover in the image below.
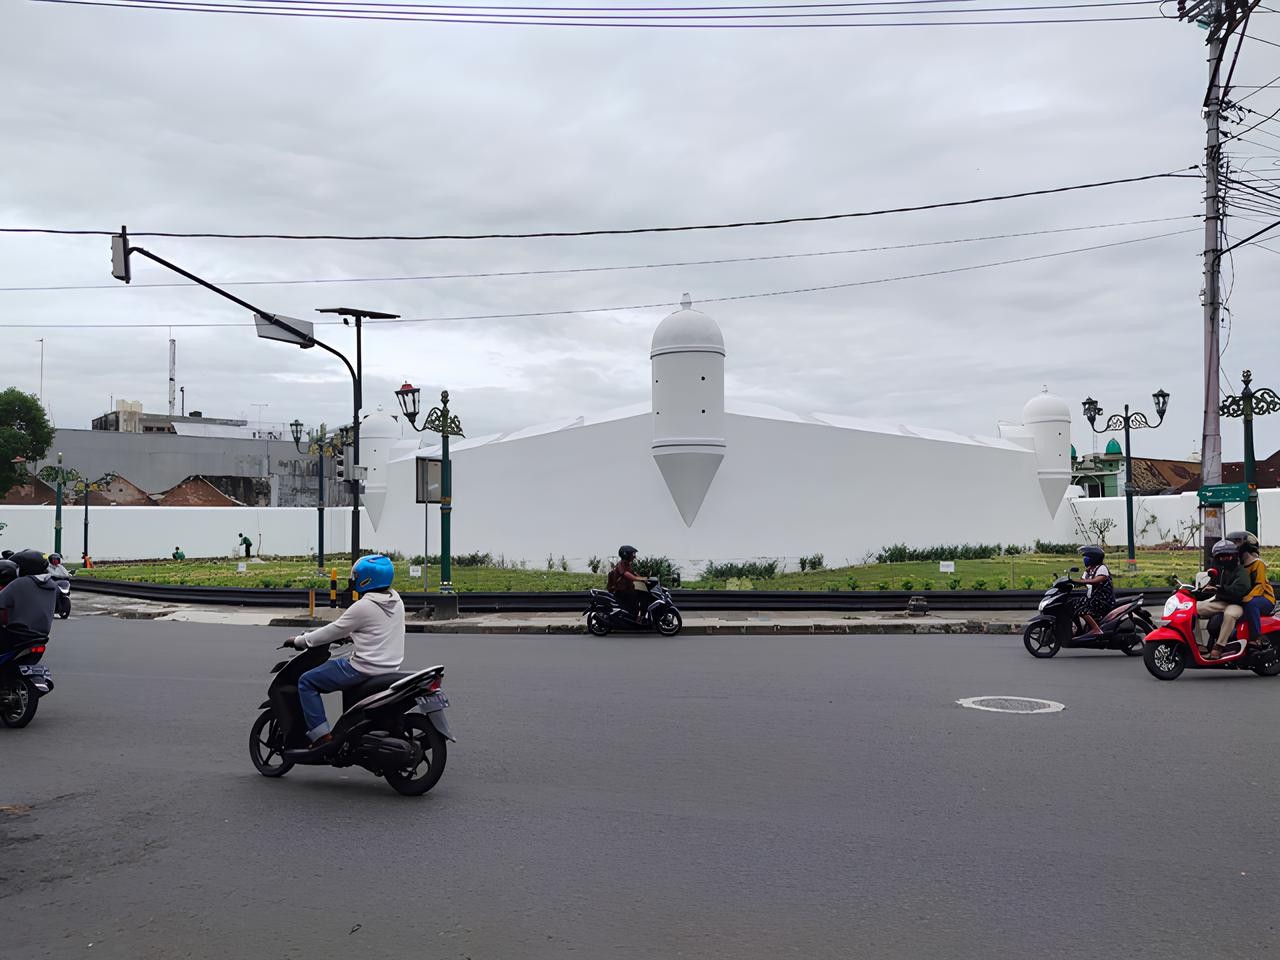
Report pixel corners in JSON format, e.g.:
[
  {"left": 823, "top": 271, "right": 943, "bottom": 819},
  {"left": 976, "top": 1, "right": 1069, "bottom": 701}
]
[{"left": 956, "top": 696, "right": 1065, "bottom": 714}]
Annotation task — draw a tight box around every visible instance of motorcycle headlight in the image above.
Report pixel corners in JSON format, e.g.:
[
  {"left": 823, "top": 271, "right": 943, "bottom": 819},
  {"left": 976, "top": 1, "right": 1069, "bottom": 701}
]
[
  {"left": 1037, "top": 597, "right": 1052, "bottom": 612},
  {"left": 1162, "top": 596, "right": 1178, "bottom": 619}
]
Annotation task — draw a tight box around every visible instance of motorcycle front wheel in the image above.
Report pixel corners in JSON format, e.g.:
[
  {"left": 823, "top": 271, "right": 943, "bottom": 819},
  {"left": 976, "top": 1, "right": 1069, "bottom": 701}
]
[
  {"left": 249, "top": 709, "right": 294, "bottom": 777},
  {"left": 1023, "top": 622, "right": 1059, "bottom": 659},
  {"left": 0, "top": 678, "right": 39, "bottom": 728},
  {"left": 655, "top": 609, "right": 682, "bottom": 637},
  {"left": 385, "top": 715, "right": 447, "bottom": 797},
  {"left": 587, "top": 612, "right": 610, "bottom": 637},
  {"left": 1143, "top": 639, "right": 1186, "bottom": 680},
  {"left": 1251, "top": 660, "right": 1280, "bottom": 677}
]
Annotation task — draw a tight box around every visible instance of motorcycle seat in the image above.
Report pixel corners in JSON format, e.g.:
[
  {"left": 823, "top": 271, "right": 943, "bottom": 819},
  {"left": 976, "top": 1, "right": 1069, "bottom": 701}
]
[
  {"left": 347, "top": 671, "right": 418, "bottom": 700},
  {"left": 1101, "top": 599, "right": 1141, "bottom": 622}
]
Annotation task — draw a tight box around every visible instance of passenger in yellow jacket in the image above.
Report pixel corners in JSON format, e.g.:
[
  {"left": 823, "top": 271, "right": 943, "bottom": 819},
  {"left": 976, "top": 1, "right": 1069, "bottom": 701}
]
[{"left": 1227, "top": 531, "right": 1275, "bottom": 642}]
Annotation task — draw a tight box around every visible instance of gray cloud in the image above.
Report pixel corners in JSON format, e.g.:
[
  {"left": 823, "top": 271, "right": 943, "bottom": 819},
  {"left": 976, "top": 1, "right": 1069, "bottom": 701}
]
[{"left": 2, "top": 6, "right": 1279, "bottom": 461}]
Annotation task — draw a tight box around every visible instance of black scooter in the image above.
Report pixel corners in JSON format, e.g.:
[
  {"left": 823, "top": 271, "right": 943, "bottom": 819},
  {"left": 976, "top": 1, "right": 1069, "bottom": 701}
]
[
  {"left": 0, "top": 636, "right": 53, "bottom": 728},
  {"left": 249, "top": 638, "right": 454, "bottom": 796},
  {"left": 585, "top": 579, "right": 683, "bottom": 637},
  {"left": 1023, "top": 568, "right": 1154, "bottom": 658}
]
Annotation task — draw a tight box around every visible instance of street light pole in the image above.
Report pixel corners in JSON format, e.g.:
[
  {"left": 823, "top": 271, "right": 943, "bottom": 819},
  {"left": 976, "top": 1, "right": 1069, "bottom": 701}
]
[
  {"left": 292, "top": 419, "right": 333, "bottom": 572},
  {"left": 111, "top": 230, "right": 365, "bottom": 564},
  {"left": 53, "top": 452, "right": 64, "bottom": 555},
  {"left": 1219, "top": 370, "right": 1280, "bottom": 537},
  {"left": 1082, "top": 389, "right": 1170, "bottom": 566},
  {"left": 395, "top": 383, "right": 464, "bottom": 593}
]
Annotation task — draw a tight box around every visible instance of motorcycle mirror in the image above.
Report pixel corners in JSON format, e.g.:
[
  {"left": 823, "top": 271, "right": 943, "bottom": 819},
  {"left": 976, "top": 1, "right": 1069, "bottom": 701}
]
[
  {"left": 1069, "top": 567, "right": 1080, "bottom": 573},
  {"left": 1167, "top": 574, "right": 1180, "bottom": 587}
]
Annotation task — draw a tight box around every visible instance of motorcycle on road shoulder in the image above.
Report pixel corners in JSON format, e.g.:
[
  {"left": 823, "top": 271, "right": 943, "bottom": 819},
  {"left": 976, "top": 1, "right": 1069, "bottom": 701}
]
[
  {"left": 585, "top": 578, "right": 683, "bottom": 637},
  {"left": 1023, "top": 567, "right": 1154, "bottom": 659}
]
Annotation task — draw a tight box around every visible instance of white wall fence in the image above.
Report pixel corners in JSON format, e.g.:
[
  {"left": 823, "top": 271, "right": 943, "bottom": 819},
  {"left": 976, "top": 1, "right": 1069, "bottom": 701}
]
[
  {"left": 4, "top": 490, "right": 1274, "bottom": 566},
  {"left": 0, "top": 505, "right": 368, "bottom": 562}
]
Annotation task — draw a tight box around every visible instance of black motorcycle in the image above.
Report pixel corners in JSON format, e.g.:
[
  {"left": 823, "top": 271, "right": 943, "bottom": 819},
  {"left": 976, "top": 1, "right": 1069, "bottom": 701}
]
[
  {"left": 0, "top": 636, "right": 54, "bottom": 728},
  {"left": 249, "top": 638, "right": 454, "bottom": 796},
  {"left": 585, "top": 579, "right": 683, "bottom": 637},
  {"left": 1023, "top": 569, "right": 1154, "bottom": 659}
]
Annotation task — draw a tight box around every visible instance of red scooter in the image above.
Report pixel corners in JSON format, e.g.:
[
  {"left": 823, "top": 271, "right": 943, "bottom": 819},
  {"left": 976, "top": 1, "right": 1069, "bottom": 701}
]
[{"left": 1142, "top": 578, "right": 1280, "bottom": 680}]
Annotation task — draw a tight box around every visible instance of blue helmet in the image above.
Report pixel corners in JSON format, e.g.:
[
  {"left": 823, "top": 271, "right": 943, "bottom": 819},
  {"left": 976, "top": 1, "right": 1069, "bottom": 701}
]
[{"left": 352, "top": 554, "right": 395, "bottom": 591}]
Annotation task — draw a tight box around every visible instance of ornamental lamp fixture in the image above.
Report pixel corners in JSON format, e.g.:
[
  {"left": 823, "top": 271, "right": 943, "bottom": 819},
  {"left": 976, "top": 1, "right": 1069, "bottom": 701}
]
[{"left": 395, "top": 381, "right": 421, "bottom": 424}]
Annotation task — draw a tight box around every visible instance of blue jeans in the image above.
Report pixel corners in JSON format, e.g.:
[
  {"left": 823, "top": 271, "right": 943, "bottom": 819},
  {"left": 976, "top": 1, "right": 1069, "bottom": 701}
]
[
  {"left": 298, "top": 658, "right": 366, "bottom": 740},
  {"left": 1241, "top": 597, "right": 1272, "bottom": 640}
]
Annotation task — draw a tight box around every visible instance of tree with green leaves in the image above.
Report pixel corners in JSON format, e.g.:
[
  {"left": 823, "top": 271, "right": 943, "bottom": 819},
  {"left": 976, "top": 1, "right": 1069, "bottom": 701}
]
[{"left": 0, "top": 388, "right": 54, "bottom": 497}]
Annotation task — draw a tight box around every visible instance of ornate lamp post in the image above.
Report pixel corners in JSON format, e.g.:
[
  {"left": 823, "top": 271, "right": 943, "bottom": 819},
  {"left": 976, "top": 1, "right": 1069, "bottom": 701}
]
[
  {"left": 395, "top": 384, "right": 464, "bottom": 593},
  {"left": 1082, "top": 389, "right": 1170, "bottom": 565},
  {"left": 291, "top": 419, "right": 347, "bottom": 572},
  {"left": 1219, "top": 370, "right": 1280, "bottom": 537}
]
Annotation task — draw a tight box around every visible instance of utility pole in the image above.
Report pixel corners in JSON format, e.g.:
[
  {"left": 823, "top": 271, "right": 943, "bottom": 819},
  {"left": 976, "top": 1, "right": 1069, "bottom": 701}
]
[{"left": 1177, "top": 0, "right": 1256, "bottom": 561}]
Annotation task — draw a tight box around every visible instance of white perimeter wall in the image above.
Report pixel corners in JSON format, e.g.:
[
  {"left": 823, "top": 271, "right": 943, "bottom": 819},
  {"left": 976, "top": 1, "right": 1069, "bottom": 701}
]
[
  {"left": 1054, "top": 489, "right": 1279, "bottom": 547},
  {"left": 0, "top": 505, "right": 372, "bottom": 562}
]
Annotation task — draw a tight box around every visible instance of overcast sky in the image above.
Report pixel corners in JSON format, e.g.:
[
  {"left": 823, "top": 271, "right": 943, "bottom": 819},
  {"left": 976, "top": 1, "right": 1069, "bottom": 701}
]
[{"left": 3, "top": 3, "right": 1279, "bottom": 463}]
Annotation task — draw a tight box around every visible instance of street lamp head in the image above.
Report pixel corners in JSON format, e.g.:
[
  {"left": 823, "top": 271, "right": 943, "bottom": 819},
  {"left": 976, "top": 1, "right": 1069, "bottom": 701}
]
[
  {"left": 1082, "top": 397, "right": 1101, "bottom": 426},
  {"left": 289, "top": 419, "right": 304, "bottom": 449},
  {"left": 395, "top": 381, "right": 421, "bottom": 423},
  {"left": 1152, "top": 389, "right": 1170, "bottom": 420}
]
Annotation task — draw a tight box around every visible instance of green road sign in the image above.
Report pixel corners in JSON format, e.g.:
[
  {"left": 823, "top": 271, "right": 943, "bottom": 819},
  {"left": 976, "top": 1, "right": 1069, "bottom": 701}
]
[{"left": 1198, "top": 482, "right": 1256, "bottom": 505}]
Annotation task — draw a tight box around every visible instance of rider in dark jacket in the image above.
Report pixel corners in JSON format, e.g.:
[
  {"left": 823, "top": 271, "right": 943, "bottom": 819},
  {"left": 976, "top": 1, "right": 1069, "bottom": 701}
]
[{"left": 0, "top": 550, "right": 57, "bottom": 651}]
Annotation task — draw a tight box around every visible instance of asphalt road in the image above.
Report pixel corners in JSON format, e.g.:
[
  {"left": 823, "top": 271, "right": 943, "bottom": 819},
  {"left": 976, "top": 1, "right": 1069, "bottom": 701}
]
[{"left": 3, "top": 616, "right": 1277, "bottom": 960}]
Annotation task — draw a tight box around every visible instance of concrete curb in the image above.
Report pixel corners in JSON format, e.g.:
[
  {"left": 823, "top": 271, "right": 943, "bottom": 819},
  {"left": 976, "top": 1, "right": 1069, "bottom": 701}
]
[{"left": 265, "top": 616, "right": 1026, "bottom": 635}]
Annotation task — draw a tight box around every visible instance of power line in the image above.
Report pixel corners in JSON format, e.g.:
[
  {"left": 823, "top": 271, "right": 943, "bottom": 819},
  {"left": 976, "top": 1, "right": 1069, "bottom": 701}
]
[
  {"left": 0, "top": 214, "right": 1200, "bottom": 293},
  {"left": 31, "top": 0, "right": 1169, "bottom": 25},
  {"left": 0, "top": 169, "right": 1199, "bottom": 243},
  {"left": 0, "top": 227, "right": 1199, "bottom": 329}
]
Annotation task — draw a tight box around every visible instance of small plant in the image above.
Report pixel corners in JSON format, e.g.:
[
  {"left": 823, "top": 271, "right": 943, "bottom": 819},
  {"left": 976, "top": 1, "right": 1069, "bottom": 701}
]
[
  {"left": 900, "top": 579, "right": 914, "bottom": 591},
  {"left": 558, "top": 555, "right": 569, "bottom": 572},
  {"left": 799, "top": 553, "right": 825, "bottom": 572},
  {"left": 921, "top": 580, "right": 934, "bottom": 591},
  {"left": 847, "top": 578, "right": 860, "bottom": 591},
  {"left": 587, "top": 555, "right": 603, "bottom": 574},
  {"left": 634, "top": 555, "right": 680, "bottom": 583},
  {"left": 971, "top": 579, "right": 988, "bottom": 591},
  {"left": 1022, "top": 577, "right": 1036, "bottom": 590},
  {"left": 546, "top": 554, "right": 555, "bottom": 571},
  {"left": 875, "top": 581, "right": 891, "bottom": 592},
  {"left": 948, "top": 578, "right": 962, "bottom": 591},
  {"left": 409, "top": 554, "right": 426, "bottom": 566},
  {"left": 996, "top": 579, "right": 1009, "bottom": 591}
]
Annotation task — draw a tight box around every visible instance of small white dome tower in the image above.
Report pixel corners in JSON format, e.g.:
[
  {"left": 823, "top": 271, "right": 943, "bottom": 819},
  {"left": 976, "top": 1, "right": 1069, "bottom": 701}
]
[
  {"left": 1021, "top": 389, "right": 1072, "bottom": 515},
  {"left": 359, "top": 404, "right": 402, "bottom": 530},
  {"left": 651, "top": 294, "right": 726, "bottom": 526}
]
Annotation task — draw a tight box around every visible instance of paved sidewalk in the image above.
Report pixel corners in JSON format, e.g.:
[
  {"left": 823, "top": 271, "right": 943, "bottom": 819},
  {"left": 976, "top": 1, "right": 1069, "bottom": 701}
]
[{"left": 73, "top": 593, "right": 1038, "bottom": 634}]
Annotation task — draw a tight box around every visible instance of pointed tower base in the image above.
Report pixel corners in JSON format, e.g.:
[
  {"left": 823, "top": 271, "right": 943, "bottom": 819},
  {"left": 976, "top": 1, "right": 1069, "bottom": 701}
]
[{"left": 654, "top": 448, "right": 724, "bottom": 526}]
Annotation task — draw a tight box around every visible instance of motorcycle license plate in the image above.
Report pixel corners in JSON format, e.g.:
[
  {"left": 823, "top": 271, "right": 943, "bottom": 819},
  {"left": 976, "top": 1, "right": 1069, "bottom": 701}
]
[
  {"left": 18, "top": 665, "right": 50, "bottom": 677},
  {"left": 416, "top": 692, "right": 449, "bottom": 712}
]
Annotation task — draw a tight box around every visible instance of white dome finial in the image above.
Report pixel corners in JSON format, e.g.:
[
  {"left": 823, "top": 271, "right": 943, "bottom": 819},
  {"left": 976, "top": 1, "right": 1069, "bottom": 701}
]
[{"left": 680, "top": 292, "right": 692, "bottom": 310}]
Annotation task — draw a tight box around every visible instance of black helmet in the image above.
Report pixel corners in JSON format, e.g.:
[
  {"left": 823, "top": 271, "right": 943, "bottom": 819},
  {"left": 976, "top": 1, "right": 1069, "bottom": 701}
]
[
  {"left": 11, "top": 549, "right": 49, "bottom": 577},
  {"left": 1226, "top": 530, "right": 1260, "bottom": 554},
  {"left": 618, "top": 545, "right": 638, "bottom": 560},
  {"left": 1080, "top": 544, "right": 1105, "bottom": 566},
  {"left": 0, "top": 559, "right": 18, "bottom": 587},
  {"left": 0, "top": 550, "right": 12, "bottom": 560},
  {"left": 1211, "top": 539, "right": 1240, "bottom": 564}
]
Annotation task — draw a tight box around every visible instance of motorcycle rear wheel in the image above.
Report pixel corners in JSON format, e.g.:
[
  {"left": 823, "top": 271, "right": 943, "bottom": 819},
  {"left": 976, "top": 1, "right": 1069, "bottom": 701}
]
[
  {"left": 0, "top": 678, "right": 38, "bottom": 728},
  {"left": 1023, "top": 622, "right": 1059, "bottom": 659},
  {"left": 385, "top": 715, "right": 447, "bottom": 796},
  {"left": 587, "top": 612, "right": 610, "bottom": 637},
  {"left": 1143, "top": 639, "right": 1186, "bottom": 680},
  {"left": 1120, "top": 620, "right": 1148, "bottom": 656},
  {"left": 249, "top": 709, "right": 294, "bottom": 778}
]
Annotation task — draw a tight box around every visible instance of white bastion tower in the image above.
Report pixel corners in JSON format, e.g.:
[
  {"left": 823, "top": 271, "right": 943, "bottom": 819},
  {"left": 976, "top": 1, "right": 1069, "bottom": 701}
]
[{"left": 651, "top": 294, "right": 726, "bottom": 526}]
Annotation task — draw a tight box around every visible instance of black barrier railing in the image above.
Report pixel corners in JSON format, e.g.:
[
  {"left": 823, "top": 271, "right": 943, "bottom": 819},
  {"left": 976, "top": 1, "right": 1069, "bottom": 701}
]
[{"left": 71, "top": 576, "right": 1177, "bottom": 613}]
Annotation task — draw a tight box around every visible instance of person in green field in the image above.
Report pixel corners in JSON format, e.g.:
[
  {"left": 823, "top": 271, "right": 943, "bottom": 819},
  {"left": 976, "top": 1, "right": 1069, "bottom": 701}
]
[
  {"left": 238, "top": 533, "right": 253, "bottom": 559},
  {"left": 172, "top": 546, "right": 186, "bottom": 561}
]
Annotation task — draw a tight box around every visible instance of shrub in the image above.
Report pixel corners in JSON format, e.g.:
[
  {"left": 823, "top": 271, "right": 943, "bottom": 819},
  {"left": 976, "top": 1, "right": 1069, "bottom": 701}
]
[
  {"left": 409, "top": 554, "right": 426, "bottom": 566},
  {"left": 546, "top": 554, "right": 555, "bottom": 571},
  {"left": 948, "top": 578, "right": 962, "bottom": 591},
  {"left": 971, "top": 579, "right": 988, "bottom": 591},
  {"left": 921, "top": 580, "right": 934, "bottom": 591},
  {"left": 1004, "top": 544, "right": 1025, "bottom": 556},
  {"left": 702, "top": 560, "right": 778, "bottom": 580},
  {"left": 559, "top": 555, "right": 569, "bottom": 572},
  {"left": 799, "top": 553, "right": 825, "bottom": 572},
  {"left": 875, "top": 581, "right": 890, "bottom": 592},
  {"left": 634, "top": 555, "right": 680, "bottom": 583},
  {"left": 847, "top": 578, "right": 860, "bottom": 591},
  {"left": 1022, "top": 577, "right": 1036, "bottom": 590},
  {"left": 454, "top": 551, "right": 494, "bottom": 567},
  {"left": 900, "top": 579, "right": 914, "bottom": 591},
  {"left": 1034, "top": 540, "right": 1078, "bottom": 555},
  {"left": 996, "top": 579, "right": 1009, "bottom": 591},
  {"left": 587, "top": 555, "right": 603, "bottom": 574},
  {"left": 875, "top": 543, "right": 1002, "bottom": 563},
  {"left": 363, "top": 548, "right": 405, "bottom": 562}
]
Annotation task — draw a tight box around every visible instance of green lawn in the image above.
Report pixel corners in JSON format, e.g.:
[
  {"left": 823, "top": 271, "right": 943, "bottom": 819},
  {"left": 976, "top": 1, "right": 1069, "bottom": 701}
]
[{"left": 75, "top": 548, "right": 1276, "bottom": 592}]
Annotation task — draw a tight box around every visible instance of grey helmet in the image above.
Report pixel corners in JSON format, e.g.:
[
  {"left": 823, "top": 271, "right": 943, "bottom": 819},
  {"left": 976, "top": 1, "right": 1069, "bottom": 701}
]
[
  {"left": 1226, "top": 530, "right": 1260, "bottom": 555},
  {"left": 1211, "top": 539, "right": 1240, "bottom": 568}
]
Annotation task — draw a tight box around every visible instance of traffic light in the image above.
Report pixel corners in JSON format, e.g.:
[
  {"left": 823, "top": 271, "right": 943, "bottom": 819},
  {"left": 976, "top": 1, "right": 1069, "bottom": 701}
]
[{"left": 333, "top": 446, "right": 345, "bottom": 483}]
